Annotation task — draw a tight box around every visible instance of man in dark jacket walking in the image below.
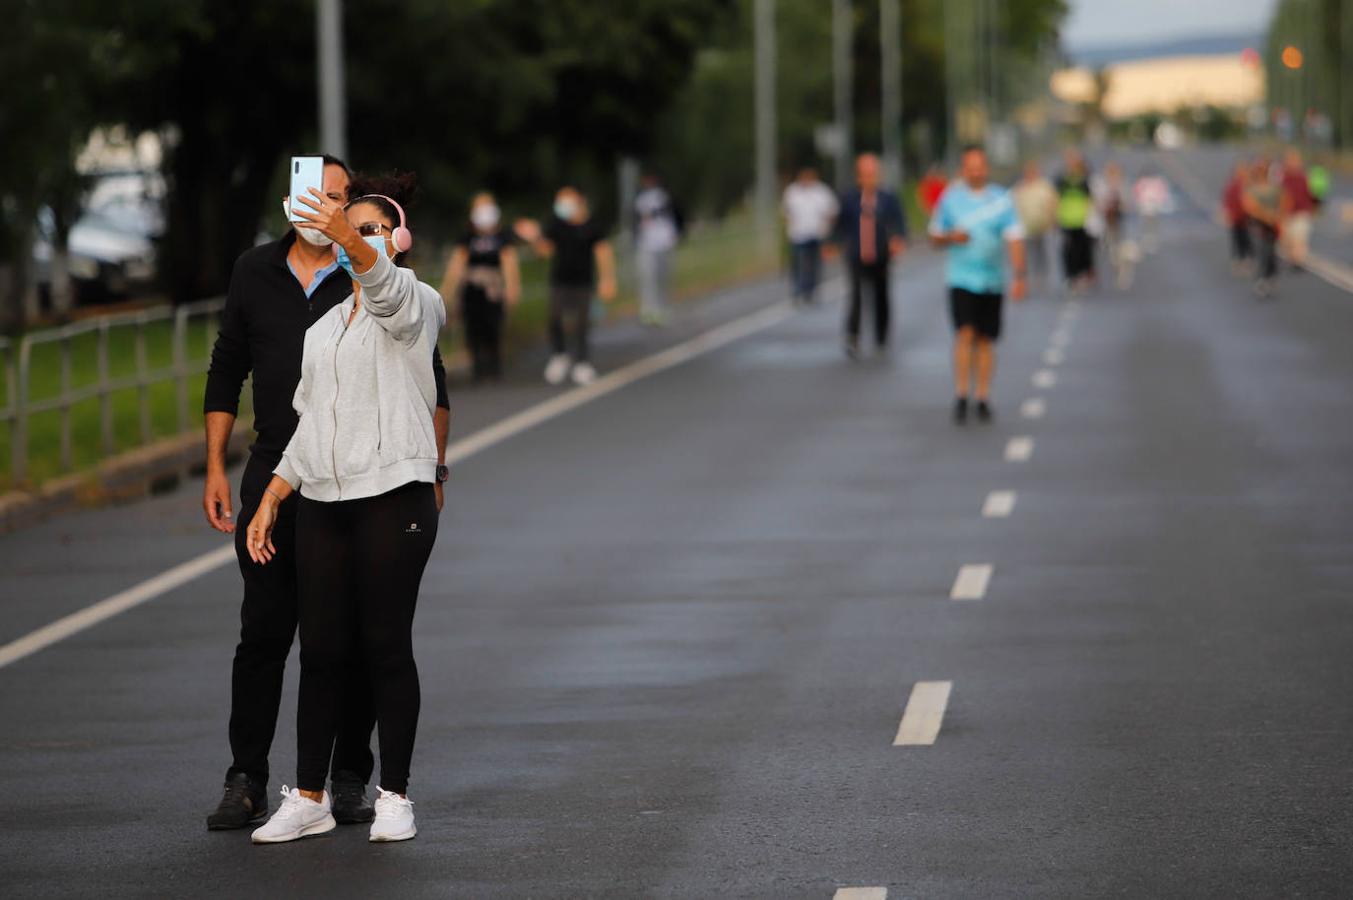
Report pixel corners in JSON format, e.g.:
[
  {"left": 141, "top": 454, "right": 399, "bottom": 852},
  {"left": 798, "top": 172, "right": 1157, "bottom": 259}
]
[
  {"left": 200, "top": 155, "right": 451, "bottom": 830},
  {"left": 833, "top": 152, "right": 908, "bottom": 358}
]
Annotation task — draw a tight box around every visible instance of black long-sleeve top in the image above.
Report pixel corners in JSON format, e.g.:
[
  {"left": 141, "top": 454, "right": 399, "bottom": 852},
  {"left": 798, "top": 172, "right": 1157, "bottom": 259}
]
[{"left": 204, "top": 231, "right": 449, "bottom": 466}]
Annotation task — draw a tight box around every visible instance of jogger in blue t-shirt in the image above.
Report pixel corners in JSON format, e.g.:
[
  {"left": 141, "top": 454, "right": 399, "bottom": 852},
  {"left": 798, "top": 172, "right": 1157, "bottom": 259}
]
[{"left": 929, "top": 145, "right": 1028, "bottom": 424}]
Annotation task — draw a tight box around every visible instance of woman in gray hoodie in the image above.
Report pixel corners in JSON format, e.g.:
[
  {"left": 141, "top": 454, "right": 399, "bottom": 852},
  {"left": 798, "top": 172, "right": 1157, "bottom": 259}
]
[{"left": 245, "top": 174, "right": 444, "bottom": 845}]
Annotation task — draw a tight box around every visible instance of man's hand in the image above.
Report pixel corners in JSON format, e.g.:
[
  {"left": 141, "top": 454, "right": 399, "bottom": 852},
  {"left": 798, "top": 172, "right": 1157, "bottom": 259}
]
[
  {"left": 889, "top": 236, "right": 907, "bottom": 259},
  {"left": 948, "top": 230, "right": 970, "bottom": 245},
  {"left": 512, "top": 217, "right": 543, "bottom": 244},
  {"left": 820, "top": 243, "right": 840, "bottom": 261},
  {"left": 598, "top": 276, "right": 618, "bottom": 302},
  {"left": 203, "top": 470, "right": 234, "bottom": 533},
  {"left": 1011, "top": 276, "right": 1028, "bottom": 302},
  {"left": 434, "top": 482, "right": 445, "bottom": 513}
]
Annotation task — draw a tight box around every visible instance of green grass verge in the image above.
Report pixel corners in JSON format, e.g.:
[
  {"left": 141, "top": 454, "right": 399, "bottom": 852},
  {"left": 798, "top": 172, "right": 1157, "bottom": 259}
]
[{"left": 1, "top": 215, "right": 779, "bottom": 494}]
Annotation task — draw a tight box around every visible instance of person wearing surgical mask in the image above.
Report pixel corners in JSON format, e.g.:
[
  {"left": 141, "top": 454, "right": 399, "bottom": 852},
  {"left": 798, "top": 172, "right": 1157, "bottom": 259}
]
[
  {"left": 513, "top": 186, "right": 617, "bottom": 386},
  {"left": 246, "top": 172, "right": 446, "bottom": 845},
  {"left": 202, "top": 156, "right": 451, "bottom": 836},
  {"left": 438, "top": 192, "right": 521, "bottom": 383}
]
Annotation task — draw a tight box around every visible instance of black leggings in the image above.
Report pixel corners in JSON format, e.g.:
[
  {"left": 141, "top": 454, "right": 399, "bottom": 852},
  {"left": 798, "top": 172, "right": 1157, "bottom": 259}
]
[
  {"left": 461, "top": 286, "right": 504, "bottom": 380},
  {"left": 295, "top": 482, "right": 438, "bottom": 795},
  {"left": 1061, "top": 227, "right": 1094, "bottom": 280}
]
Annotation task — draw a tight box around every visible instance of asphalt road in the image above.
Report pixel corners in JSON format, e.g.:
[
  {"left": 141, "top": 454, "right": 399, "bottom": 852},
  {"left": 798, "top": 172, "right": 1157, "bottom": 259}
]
[{"left": 3, "top": 152, "right": 1353, "bottom": 898}]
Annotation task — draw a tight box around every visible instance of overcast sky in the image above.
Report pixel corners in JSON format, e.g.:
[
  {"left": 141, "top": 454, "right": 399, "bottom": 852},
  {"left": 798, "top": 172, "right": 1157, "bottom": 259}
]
[{"left": 1061, "top": 0, "right": 1277, "bottom": 49}]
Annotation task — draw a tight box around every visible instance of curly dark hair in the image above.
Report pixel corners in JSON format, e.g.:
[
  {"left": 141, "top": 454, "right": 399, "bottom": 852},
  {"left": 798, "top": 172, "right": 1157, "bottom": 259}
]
[{"left": 346, "top": 170, "right": 419, "bottom": 263}]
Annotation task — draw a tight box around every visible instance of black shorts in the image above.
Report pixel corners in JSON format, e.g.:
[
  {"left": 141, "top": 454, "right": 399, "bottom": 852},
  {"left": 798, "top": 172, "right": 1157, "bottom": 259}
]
[{"left": 949, "top": 287, "right": 1003, "bottom": 340}]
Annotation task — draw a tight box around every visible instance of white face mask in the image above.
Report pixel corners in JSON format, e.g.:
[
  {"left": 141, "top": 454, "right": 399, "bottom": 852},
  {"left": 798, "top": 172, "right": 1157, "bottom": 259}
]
[
  {"left": 471, "top": 203, "right": 501, "bottom": 230},
  {"left": 283, "top": 198, "right": 334, "bottom": 247}
]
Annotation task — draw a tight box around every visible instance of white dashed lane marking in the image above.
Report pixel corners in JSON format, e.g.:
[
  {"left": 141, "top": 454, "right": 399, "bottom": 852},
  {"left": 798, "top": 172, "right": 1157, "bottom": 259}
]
[
  {"left": 894, "top": 681, "right": 954, "bottom": 746},
  {"left": 833, "top": 889, "right": 888, "bottom": 900},
  {"left": 950, "top": 563, "right": 994, "bottom": 600},
  {"left": 1020, "top": 397, "right": 1046, "bottom": 420},
  {"left": 1042, "top": 348, "right": 1065, "bottom": 366},
  {"left": 1005, "top": 436, "right": 1034, "bottom": 462},
  {"left": 1032, "top": 369, "right": 1057, "bottom": 389},
  {"left": 982, "top": 490, "right": 1017, "bottom": 518}
]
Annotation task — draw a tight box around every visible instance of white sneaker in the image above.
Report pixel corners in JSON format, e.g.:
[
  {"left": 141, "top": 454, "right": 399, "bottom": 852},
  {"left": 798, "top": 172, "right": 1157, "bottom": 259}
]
[
  {"left": 570, "top": 361, "right": 597, "bottom": 385},
  {"left": 369, "top": 788, "right": 417, "bottom": 842},
  {"left": 250, "top": 786, "right": 336, "bottom": 844},
  {"left": 544, "top": 354, "right": 571, "bottom": 385}
]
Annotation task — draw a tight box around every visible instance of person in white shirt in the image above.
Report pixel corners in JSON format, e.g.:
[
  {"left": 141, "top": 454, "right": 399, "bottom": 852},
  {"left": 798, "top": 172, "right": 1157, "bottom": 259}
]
[
  {"left": 781, "top": 167, "right": 839, "bottom": 305},
  {"left": 633, "top": 174, "right": 683, "bottom": 326}
]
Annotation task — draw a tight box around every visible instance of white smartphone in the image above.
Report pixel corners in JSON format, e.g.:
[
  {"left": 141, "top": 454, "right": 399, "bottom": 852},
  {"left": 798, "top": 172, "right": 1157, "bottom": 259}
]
[{"left": 288, "top": 156, "right": 325, "bottom": 222}]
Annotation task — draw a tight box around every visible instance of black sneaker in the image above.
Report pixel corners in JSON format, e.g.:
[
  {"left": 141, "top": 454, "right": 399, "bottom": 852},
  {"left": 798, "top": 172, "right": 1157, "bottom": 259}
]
[
  {"left": 330, "top": 771, "right": 375, "bottom": 825},
  {"left": 975, "top": 400, "right": 993, "bottom": 423},
  {"left": 206, "top": 771, "right": 267, "bottom": 831},
  {"left": 953, "top": 396, "right": 969, "bottom": 424}
]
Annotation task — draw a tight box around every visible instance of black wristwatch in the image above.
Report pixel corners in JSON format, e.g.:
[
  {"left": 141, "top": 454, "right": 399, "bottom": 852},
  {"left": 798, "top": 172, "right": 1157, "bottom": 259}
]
[{"left": 435, "top": 464, "right": 449, "bottom": 483}]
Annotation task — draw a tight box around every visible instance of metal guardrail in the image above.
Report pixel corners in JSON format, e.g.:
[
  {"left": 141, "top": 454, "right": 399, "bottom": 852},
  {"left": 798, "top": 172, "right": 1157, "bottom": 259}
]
[{"left": 1, "top": 299, "right": 224, "bottom": 485}]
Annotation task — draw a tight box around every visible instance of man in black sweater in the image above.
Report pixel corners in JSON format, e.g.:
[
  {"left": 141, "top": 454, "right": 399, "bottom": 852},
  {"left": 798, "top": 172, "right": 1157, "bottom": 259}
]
[{"left": 201, "top": 156, "right": 450, "bottom": 830}]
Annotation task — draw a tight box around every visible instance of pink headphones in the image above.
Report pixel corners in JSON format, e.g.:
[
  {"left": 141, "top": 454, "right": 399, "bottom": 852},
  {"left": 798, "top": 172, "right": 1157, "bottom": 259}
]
[{"left": 352, "top": 193, "right": 413, "bottom": 253}]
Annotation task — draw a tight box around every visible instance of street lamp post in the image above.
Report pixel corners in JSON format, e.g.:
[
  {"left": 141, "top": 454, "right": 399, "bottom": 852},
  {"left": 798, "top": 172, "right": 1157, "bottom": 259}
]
[
  {"left": 317, "top": 0, "right": 347, "bottom": 159},
  {"left": 754, "top": 0, "right": 778, "bottom": 245},
  {"left": 880, "top": 0, "right": 903, "bottom": 189},
  {"left": 832, "top": 0, "right": 854, "bottom": 191}
]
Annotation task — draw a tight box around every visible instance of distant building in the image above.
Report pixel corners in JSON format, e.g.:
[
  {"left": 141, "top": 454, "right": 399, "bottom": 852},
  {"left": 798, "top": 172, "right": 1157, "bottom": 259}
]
[{"left": 1052, "top": 53, "right": 1264, "bottom": 121}]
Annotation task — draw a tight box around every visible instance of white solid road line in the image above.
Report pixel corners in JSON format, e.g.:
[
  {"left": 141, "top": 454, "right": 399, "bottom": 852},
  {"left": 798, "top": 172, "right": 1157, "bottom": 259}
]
[
  {"left": 833, "top": 889, "right": 888, "bottom": 900},
  {"left": 443, "top": 301, "right": 794, "bottom": 466},
  {"left": 950, "top": 563, "right": 993, "bottom": 600},
  {"left": 1005, "top": 436, "right": 1035, "bottom": 462},
  {"left": 1157, "top": 151, "right": 1353, "bottom": 296},
  {"left": 0, "top": 300, "right": 797, "bottom": 671},
  {"left": 1020, "top": 397, "right": 1046, "bottom": 420},
  {"left": 1032, "top": 369, "right": 1057, "bottom": 389},
  {"left": 894, "top": 680, "right": 954, "bottom": 746},
  {"left": 0, "top": 544, "right": 237, "bottom": 669},
  {"left": 982, "top": 490, "right": 1017, "bottom": 518},
  {"left": 1043, "top": 348, "right": 1065, "bottom": 366}
]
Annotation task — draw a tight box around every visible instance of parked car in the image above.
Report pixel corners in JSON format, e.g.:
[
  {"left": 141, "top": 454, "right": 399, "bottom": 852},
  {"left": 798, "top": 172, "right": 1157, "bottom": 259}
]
[{"left": 33, "top": 171, "right": 164, "bottom": 305}]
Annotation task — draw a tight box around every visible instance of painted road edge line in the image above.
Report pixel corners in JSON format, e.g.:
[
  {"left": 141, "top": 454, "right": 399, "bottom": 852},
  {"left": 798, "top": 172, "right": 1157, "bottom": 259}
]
[
  {"left": 1032, "top": 368, "right": 1057, "bottom": 389},
  {"left": 0, "top": 544, "right": 237, "bottom": 669},
  {"left": 982, "top": 490, "right": 1017, "bottom": 518},
  {"left": 1020, "top": 397, "right": 1046, "bottom": 420},
  {"left": 950, "top": 563, "right": 994, "bottom": 600},
  {"left": 0, "top": 299, "right": 797, "bottom": 671},
  {"left": 894, "top": 681, "right": 954, "bottom": 746},
  {"left": 833, "top": 889, "right": 888, "bottom": 900},
  {"left": 1005, "top": 436, "right": 1035, "bottom": 462},
  {"left": 1157, "top": 151, "right": 1353, "bottom": 296}
]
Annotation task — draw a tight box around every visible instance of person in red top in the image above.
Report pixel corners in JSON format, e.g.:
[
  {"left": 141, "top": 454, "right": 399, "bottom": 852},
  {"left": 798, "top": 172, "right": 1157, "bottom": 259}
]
[
  {"left": 1221, "top": 160, "right": 1252, "bottom": 275},
  {"left": 917, "top": 165, "right": 949, "bottom": 217},
  {"left": 1279, "top": 147, "right": 1315, "bottom": 266}
]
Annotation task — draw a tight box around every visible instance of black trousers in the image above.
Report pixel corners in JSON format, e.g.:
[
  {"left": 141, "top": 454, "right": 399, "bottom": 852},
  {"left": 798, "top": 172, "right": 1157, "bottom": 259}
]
[
  {"left": 1255, "top": 225, "right": 1278, "bottom": 280},
  {"left": 461, "top": 286, "right": 504, "bottom": 380},
  {"left": 228, "top": 454, "right": 375, "bottom": 786},
  {"left": 549, "top": 285, "right": 592, "bottom": 362},
  {"left": 847, "top": 260, "right": 890, "bottom": 346},
  {"left": 295, "top": 481, "right": 438, "bottom": 795},
  {"left": 1230, "top": 222, "right": 1253, "bottom": 261},
  {"left": 1061, "top": 227, "right": 1094, "bottom": 281}
]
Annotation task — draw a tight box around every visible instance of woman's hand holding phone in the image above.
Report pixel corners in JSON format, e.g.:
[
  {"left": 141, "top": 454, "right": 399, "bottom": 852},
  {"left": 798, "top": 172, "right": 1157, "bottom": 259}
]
[{"left": 292, "top": 188, "right": 358, "bottom": 247}]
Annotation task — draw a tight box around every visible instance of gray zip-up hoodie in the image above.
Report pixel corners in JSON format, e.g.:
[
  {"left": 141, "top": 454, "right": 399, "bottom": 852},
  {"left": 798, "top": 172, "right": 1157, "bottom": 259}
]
[{"left": 274, "top": 252, "right": 447, "bottom": 502}]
